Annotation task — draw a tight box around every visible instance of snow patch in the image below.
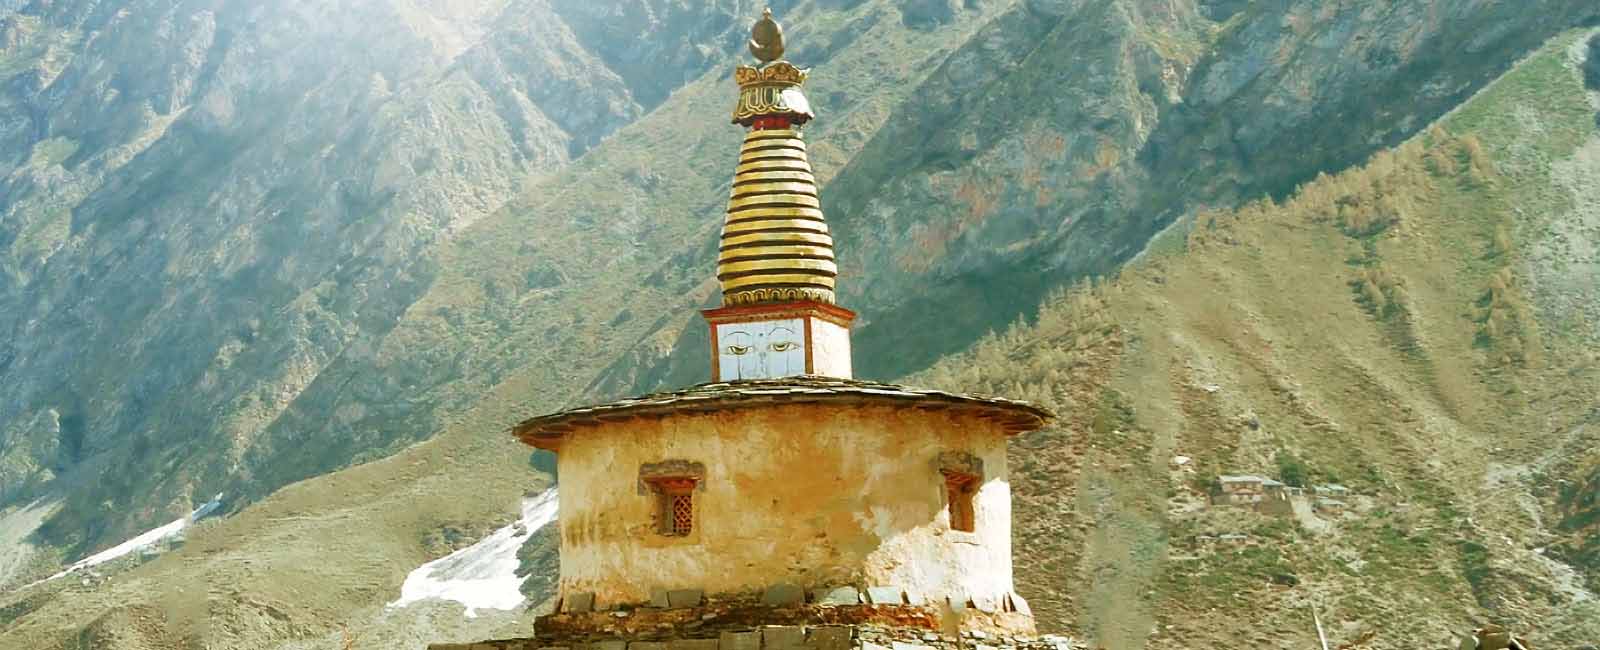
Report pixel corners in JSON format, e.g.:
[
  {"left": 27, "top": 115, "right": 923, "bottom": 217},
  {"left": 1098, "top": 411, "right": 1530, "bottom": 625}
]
[
  {"left": 38, "top": 494, "right": 224, "bottom": 584},
  {"left": 389, "top": 487, "right": 559, "bottom": 618}
]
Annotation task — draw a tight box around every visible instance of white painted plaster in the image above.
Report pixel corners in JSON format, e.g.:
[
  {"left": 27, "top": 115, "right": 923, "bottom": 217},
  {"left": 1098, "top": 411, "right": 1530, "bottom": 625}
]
[{"left": 808, "top": 317, "right": 852, "bottom": 378}]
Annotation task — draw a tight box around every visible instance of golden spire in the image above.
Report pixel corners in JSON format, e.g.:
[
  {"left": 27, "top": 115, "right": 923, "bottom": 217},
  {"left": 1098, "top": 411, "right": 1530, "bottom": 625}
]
[{"left": 718, "top": 10, "right": 835, "bottom": 306}]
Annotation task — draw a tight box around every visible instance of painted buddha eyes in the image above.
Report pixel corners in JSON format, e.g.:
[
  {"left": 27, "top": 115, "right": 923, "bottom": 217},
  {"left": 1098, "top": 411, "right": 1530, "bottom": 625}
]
[{"left": 727, "top": 342, "right": 799, "bottom": 355}]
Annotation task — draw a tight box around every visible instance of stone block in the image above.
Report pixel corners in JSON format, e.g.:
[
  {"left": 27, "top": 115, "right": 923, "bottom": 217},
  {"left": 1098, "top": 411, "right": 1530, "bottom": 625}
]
[
  {"left": 901, "top": 588, "right": 927, "bottom": 606},
  {"left": 1006, "top": 592, "right": 1032, "bottom": 617},
  {"left": 864, "top": 587, "right": 904, "bottom": 606},
  {"left": 563, "top": 592, "right": 595, "bottom": 613},
  {"left": 763, "top": 625, "right": 807, "bottom": 650},
  {"left": 861, "top": 644, "right": 890, "bottom": 650},
  {"left": 891, "top": 643, "right": 932, "bottom": 650},
  {"left": 540, "top": 646, "right": 572, "bottom": 650},
  {"left": 631, "top": 642, "right": 668, "bottom": 650},
  {"left": 651, "top": 588, "right": 672, "bottom": 608},
  {"left": 720, "top": 631, "right": 761, "bottom": 650},
  {"left": 667, "top": 588, "right": 703, "bottom": 608},
  {"left": 670, "top": 639, "right": 719, "bottom": 650},
  {"left": 762, "top": 583, "right": 805, "bottom": 606},
  {"left": 806, "top": 626, "right": 853, "bottom": 650},
  {"left": 1039, "top": 635, "right": 1071, "bottom": 650},
  {"left": 594, "top": 641, "right": 627, "bottom": 650},
  {"left": 811, "top": 586, "right": 860, "bottom": 606}
]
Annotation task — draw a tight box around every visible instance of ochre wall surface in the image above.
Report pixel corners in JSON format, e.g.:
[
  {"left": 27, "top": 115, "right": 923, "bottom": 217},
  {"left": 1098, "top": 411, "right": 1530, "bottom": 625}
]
[{"left": 554, "top": 404, "right": 1014, "bottom": 607}]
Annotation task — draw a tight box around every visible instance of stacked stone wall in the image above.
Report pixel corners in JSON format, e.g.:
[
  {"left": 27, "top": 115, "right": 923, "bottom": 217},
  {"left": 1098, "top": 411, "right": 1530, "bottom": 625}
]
[{"left": 428, "top": 624, "right": 1076, "bottom": 650}]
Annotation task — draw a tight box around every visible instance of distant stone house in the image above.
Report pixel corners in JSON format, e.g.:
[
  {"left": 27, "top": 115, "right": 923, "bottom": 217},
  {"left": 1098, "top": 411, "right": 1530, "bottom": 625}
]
[
  {"left": 1212, "top": 475, "right": 1301, "bottom": 516},
  {"left": 1315, "top": 484, "right": 1351, "bottom": 498},
  {"left": 1213, "top": 475, "right": 1269, "bottom": 505}
]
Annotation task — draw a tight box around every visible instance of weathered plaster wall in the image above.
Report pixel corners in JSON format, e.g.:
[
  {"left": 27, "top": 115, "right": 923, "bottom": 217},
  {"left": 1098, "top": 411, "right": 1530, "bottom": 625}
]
[{"left": 554, "top": 404, "right": 1013, "bottom": 607}]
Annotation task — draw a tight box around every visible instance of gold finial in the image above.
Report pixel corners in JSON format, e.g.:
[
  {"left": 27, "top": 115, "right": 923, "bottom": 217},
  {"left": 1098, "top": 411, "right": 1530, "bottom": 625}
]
[{"left": 748, "top": 8, "right": 785, "bottom": 64}]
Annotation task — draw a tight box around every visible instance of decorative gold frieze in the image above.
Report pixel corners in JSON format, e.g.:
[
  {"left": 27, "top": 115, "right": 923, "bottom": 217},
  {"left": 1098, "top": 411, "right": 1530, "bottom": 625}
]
[
  {"left": 723, "top": 286, "right": 836, "bottom": 306},
  {"left": 732, "top": 81, "right": 814, "bottom": 126},
  {"left": 735, "top": 62, "right": 808, "bottom": 87}
]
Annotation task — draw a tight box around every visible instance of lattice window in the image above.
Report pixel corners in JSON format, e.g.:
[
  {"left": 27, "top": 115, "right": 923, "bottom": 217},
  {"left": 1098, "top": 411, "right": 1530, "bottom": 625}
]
[
  {"left": 944, "top": 471, "right": 977, "bottom": 533},
  {"left": 669, "top": 492, "right": 694, "bottom": 536},
  {"left": 652, "top": 477, "right": 697, "bottom": 537}
]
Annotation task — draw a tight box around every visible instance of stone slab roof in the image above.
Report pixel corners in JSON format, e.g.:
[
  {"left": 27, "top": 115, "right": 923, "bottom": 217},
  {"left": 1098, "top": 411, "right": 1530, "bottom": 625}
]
[{"left": 512, "top": 376, "right": 1054, "bottom": 448}]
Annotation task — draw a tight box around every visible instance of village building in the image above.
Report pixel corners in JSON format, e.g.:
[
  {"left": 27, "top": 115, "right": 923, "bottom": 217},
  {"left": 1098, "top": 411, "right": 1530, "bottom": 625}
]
[
  {"left": 1212, "top": 475, "right": 1278, "bottom": 506},
  {"left": 429, "top": 11, "right": 1059, "bottom": 650}
]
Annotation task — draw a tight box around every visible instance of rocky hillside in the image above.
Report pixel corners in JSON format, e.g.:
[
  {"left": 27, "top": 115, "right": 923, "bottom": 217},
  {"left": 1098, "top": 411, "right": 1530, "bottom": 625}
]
[
  {"left": 0, "top": 0, "right": 762, "bottom": 575},
  {"left": 1, "top": 1, "right": 1599, "bottom": 649},
  {"left": 914, "top": 29, "right": 1600, "bottom": 648}
]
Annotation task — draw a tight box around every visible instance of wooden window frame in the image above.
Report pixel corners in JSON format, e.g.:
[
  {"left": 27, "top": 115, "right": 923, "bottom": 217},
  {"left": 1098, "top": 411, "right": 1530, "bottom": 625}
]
[
  {"left": 638, "top": 460, "right": 705, "bottom": 539},
  {"left": 942, "top": 470, "right": 978, "bottom": 533},
  {"left": 935, "top": 451, "right": 984, "bottom": 535},
  {"left": 654, "top": 477, "right": 698, "bottom": 537}
]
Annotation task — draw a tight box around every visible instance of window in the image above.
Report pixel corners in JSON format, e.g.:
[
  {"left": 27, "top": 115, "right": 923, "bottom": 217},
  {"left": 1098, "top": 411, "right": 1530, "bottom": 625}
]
[
  {"left": 935, "top": 451, "right": 983, "bottom": 534},
  {"left": 639, "top": 460, "right": 703, "bottom": 538},
  {"left": 656, "top": 477, "right": 697, "bottom": 537},
  {"left": 943, "top": 470, "right": 977, "bottom": 533}
]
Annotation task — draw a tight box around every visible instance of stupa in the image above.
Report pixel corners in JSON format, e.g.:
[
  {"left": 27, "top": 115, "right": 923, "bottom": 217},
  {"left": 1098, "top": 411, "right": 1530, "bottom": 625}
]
[{"left": 430, "top": 10, "right": 1058, "bottom": 650}]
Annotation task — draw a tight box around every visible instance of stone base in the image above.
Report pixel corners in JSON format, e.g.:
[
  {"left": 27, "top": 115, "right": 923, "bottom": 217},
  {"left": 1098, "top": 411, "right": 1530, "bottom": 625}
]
[
  {"left": 428, "top": 623, "right": 1075, "bottom": 650},
  {"left": 536, "top": 590, "right": 1034, "bottom": 639}
]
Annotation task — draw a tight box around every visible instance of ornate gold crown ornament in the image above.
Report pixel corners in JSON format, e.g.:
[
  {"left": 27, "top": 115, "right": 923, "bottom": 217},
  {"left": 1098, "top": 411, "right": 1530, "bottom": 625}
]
[
  {"left": 731, "top": 10, "right": 814, "bottom": 126},
  {"left": 734, "top": 62, "right": 807, "bottom": 87}
]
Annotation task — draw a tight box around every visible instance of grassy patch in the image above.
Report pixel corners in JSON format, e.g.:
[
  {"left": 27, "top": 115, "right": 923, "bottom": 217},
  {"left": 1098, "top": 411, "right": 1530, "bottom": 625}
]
[{"left": 26, "top": 137, "right": 78, "bottom": 169}]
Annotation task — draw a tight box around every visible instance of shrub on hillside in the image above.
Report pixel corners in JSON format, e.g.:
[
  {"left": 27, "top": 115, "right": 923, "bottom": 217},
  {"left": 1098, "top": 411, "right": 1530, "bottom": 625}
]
[{"left": 1585, "top": 34, "right": 1600, "bottom": 91}]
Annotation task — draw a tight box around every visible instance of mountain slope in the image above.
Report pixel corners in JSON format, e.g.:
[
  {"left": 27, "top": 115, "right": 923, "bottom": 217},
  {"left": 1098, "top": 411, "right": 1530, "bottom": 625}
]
[
  {"left": 0, "top": 0, "right": 761, "bottom": 575},
  {"left": 5, "top": 0, "right": 1596, "bottom": 574},
  {"left": 3, "top": 24, "right": 1598, "bottom": 650},
  {"left": 913, "top": 28, "right": 1600, "bottom": 648},
  {"left": 2, "top": 3, "right": 1600, "bottom": 648}
]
